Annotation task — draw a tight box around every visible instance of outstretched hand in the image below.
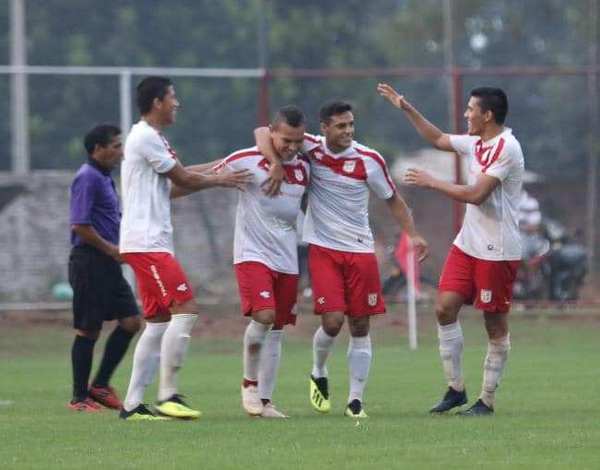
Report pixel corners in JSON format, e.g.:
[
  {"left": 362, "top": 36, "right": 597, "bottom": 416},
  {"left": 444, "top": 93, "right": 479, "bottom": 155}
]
[
  {"left": 377, "top": 83, "right": 410, "bottom": 110},
  {"left": 261, "top": 161, "right": 284, "bottom": 197},
  {"left": 218, "top": 168, "right": 253, "bottom": 191},
  {"left": 404, "top": 168, "right": 435, "bottom": 188}
]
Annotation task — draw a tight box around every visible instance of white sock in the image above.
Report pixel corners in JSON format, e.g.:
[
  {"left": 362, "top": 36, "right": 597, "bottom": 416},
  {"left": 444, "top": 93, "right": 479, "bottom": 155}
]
[
  {"left": 480, "top": 334, "right": 511, "bottom": 408},
  {"left": 243, "top": 320, "right": 270, "bottom": 383},
  {"left": 312, "top": 326, "right": 335, "bottom": 378},
  {"left": 258, "top": 329, "right": 284, "bottom": 401},
  {"left": 158, "top": 313, "right": 198, "bottom": 402},
  {"left": 438, "top": 322, "right": 465, "bottom": 391},
  {"left": 347, "top": 335, "right": 372, "bottom": 403},
  {"left": 123, "top": 322, "right": 168, "bottom": 412}
]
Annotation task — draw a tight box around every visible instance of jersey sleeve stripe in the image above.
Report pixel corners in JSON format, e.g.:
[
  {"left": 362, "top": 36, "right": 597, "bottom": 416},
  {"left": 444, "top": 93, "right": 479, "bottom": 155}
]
[
  {"left": 303, "top": 133, "right": 320, "bottom": 144},
  {"left": 224, "top": 149, "right": 262, "bottom": 165},
  {"left": 355, "top": 148, "right": 397, "bottom": 192}
]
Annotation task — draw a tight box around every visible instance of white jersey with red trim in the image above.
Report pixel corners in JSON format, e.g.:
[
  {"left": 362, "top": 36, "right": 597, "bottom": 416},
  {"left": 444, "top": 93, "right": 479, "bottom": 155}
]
[
  {"left": 218, "top": 146, "right": 310, "bottom": 274},
  {"left": 449, "top": 128, "right": 524, "bottom": 261},
  {"left": 120, "top": 120, "right": 177, "bottom": 254},
  {"left": 301, "top": 133, "right": 396, "bottom": 253}
]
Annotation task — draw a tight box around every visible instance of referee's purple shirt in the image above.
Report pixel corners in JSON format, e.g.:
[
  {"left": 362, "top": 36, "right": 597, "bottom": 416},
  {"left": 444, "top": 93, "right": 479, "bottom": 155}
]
[{"left": 70, "top": 158, "right": 121, "bottom": 247}]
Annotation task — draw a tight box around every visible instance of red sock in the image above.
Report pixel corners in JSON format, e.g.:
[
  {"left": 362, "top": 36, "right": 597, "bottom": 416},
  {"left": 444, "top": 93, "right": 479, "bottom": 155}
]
[{"left": 242, "top": 378, "right": 258, "bottom": 388}]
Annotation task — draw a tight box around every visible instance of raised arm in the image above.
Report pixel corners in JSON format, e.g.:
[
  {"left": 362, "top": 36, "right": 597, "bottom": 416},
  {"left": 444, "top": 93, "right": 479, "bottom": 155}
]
[
  {"left": 404, "top": 168, "right": 500, "bottom": 206},
  {"left": 377, "top": 83, "right": 454, "bottom": 152},
  {"left": 254, "top": 126, "right": 284, "bottom": 196},
  {"left": 385, "top": 193, "right": 429, "bottom": 262}
]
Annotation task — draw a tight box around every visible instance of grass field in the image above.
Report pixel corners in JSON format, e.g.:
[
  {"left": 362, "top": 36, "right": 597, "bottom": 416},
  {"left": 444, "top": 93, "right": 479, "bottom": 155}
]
[{"left": 1, "top": 306, "right": 600, "bottom": 469}]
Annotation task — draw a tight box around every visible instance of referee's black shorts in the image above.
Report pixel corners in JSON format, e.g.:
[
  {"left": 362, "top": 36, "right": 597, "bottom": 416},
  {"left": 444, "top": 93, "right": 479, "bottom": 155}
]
[{"left": 68, "top": 245, "right": 139, "bottom": 331}]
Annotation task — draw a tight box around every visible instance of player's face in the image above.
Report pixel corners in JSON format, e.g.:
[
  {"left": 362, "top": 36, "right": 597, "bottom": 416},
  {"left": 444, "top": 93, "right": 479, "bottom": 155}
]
[
  {"left": 97, "top": 135, "right": 123, "bottom": 169},
  {"left": 156, "top": 85, "right": 180, "bottom": 126},
  {"left": 321, "top": 111, "right": 354, "bottom": 152},
  {"left": 270, "top": 122, "right": 305, "bottom": 161},
  {"left": 464, "top": 97, "right": 489, "bottom": 136}
]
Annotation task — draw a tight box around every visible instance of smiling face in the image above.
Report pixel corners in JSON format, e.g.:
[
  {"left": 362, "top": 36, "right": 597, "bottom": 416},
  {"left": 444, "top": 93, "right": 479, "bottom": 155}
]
[
  {"left": 321, "top": 111, "right": 354, "bottom": 152},
  {"left": 270, "top": 121, "right": 305, "bottom": 161},
  {"left": 155, "top": 85, "right": 180, "bottom": 126},
  {"left": 464, "top": 96, "right": 489, "bottom": 136}
]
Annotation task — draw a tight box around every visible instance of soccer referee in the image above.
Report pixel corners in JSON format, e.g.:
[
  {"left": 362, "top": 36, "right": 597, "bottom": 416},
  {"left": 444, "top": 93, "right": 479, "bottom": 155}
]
[{"left": 68, "top": 124, "right": 141, "bottom": 412}]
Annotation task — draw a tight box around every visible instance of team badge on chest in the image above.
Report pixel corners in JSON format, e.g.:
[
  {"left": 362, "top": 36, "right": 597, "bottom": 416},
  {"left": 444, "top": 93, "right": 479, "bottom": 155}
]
[
  {"left": 343, "top": 160, "right": 356, "bottom": 174},
  {"left": 294, "top": 168, "right": 304, "bottom": 182}
]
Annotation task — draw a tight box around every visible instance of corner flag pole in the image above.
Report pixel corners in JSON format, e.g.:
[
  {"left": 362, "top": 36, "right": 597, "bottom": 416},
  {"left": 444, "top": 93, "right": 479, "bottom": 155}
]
[{"left": 406, "top": 241, "right": 418, "bottom": 350}]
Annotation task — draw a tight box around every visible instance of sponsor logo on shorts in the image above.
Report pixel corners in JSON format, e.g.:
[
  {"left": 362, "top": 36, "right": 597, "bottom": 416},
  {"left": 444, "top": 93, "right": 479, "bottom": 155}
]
[
  {"left": 367, "top": 293, "right": 378, "bottom": 307},
  {"left": 150, "top": 265, "right": 168, "bottom": 298},
  {"left": 480, "top": 289, "right": 492, "bottom": 304},
  {"left": 343, "top": 160, "right": 356, "bottom": 173},
  {"left": 317, "top": 296, "right": 326, "bottom": 305},
  {"left": 259, "top": 290, "right": 271, "bottom": 299},
  {"left": 291, "top": 304, "right": 298, "bottom": 316},
  {"left": 176, "top": 283, "right": 188, "bottom": 292},
  {"left": 487, "top": 244, "right": 495, "bottom": 251}
]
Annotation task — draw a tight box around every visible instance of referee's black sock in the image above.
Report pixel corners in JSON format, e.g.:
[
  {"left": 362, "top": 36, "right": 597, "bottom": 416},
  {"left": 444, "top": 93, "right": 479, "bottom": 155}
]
[
  {"left": 92, "top": 326, "right": 135, "bottom": 388},
  {"left": 71, "top": 335, "right": 96, "bottom": 402}
]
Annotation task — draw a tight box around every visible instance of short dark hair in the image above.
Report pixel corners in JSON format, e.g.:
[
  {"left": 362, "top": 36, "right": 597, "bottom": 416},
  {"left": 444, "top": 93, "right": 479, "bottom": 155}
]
[
  {"left": 136, "top": 76, "right": 173, "bottom": 115},
  {"left": 272, "top": 105, "right": 306, "bottom": 128},
  {"left": 470, "top": 87, "right": 508, "bottom": 125},
  {"left": 319, "top": 101, "right": 353, "bottom": 123},
  {"left": 84, "top": 124, "right": 121, "bottom": 155}
]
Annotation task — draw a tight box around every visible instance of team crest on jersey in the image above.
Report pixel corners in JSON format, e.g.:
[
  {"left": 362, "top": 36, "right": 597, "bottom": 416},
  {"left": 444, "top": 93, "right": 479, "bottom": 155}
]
[
  {"left": 313, "top": 150, "right": 324, "bottom": 160},
  {"left": 294, "top": 169, "right": 304, "bottom": 182},
  {"left": 343, "top": 160, "right": 356, "bottom": 173},
  {"left": 480, "top": 289, "right": 492, "bottom": 304},
  {"left": 367, "top": 293, "right": 378, "bottom": 307}
]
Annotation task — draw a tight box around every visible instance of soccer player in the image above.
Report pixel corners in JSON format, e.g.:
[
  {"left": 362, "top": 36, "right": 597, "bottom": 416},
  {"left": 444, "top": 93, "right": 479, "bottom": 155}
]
[
  {"left": 378, "top": 83, "right": 524, "bottom": 416},
  {"left": 217, "top": 105, "right": 309, "bottom": 418},
  {"left": 68, "top": 124, "right": 141, "bottom": 412},
  {"left": 256, "top": 101, "right": 428, "bottom": 418},
  {"left": 118, "top": 76, "right": 251, "bottom": 421}
]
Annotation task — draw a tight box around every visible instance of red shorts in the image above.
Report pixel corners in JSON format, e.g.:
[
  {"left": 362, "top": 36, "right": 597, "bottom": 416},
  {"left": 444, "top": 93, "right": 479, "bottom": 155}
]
[
  {"left": 122, "top": 252, "right": 195, "bottom": 318},
  {"left": 308, "top": 244, "right": 385, "bottom": 317},
  {"left": 234, "top": 261, "right": 299, "bottom": 328},
  {"left": 439, "top": 245, "right": 520, "bottom": 314}
]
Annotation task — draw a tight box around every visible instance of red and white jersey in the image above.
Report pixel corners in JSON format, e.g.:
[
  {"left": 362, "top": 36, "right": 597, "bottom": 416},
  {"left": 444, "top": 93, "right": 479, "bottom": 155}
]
[
  {"left": 301, "top": 133, "right": 396, "bottom": 253},
  {"left": 449, "top": 128, "right": 524, "bottom": 261},
  {"left": 120, "top": 120, "right": 177, "bottom": 254},
  {"left": 217, "top": 146, "right": 310, "bottom": 274}
]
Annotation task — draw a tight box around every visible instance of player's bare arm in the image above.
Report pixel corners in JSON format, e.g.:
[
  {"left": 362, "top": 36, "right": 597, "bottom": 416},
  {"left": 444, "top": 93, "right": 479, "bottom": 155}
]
[
  {"left": 166, "top": 161, "right": 251, "bottom": 194},
  {"left": 254, "top": 126, "right": 284, "bottom": 196},
  {"left": 404, "top": 168, "right": 500, "bottom": 206},
  {"left": 184, "top": 159, "right": 223, "bottom": 174},
  {"left": 377, "top": 83, "right": 453, "bottom": 152},
  {"left": 71, "top": 224, "right": 122, "bottom": 262},
  {"left": 170, "top": 159, "right": 224, "bottom": 199},
  {"left": 385, "top": 193, "right": 429, "bottom": 262}
]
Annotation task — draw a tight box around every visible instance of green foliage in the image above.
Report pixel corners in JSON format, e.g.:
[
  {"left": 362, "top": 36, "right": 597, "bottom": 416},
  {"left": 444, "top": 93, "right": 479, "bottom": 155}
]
[{"left": 0, "top": 0, "right": 597, "bottom": 177}]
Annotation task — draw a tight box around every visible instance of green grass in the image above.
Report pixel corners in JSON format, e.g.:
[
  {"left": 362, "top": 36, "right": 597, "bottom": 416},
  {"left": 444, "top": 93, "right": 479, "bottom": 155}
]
[{"left": 1, "top": 309, "right": 600, "bottom": 469}]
